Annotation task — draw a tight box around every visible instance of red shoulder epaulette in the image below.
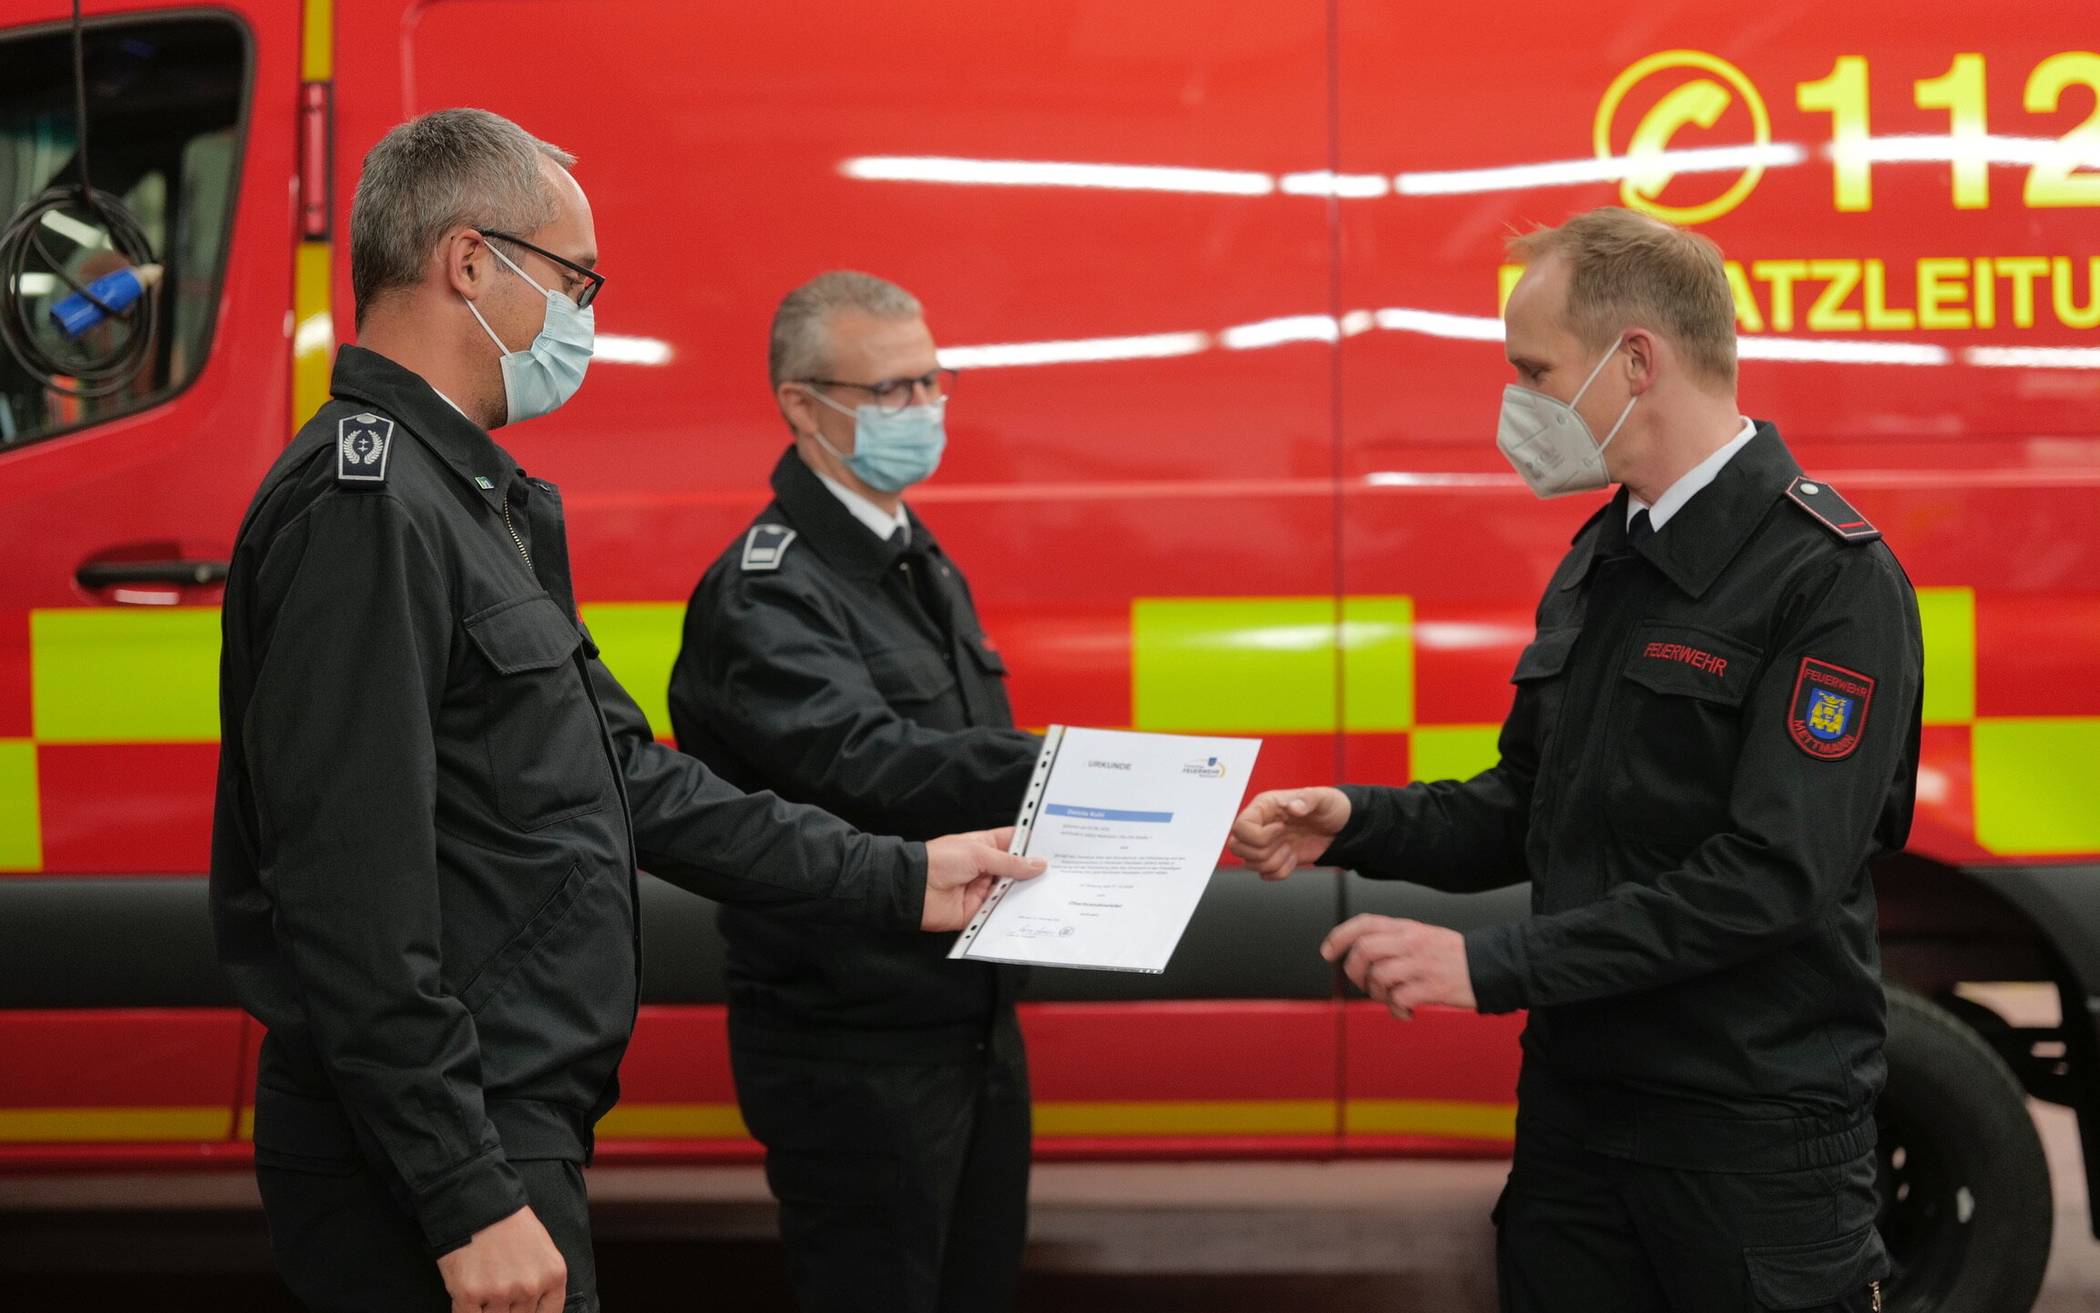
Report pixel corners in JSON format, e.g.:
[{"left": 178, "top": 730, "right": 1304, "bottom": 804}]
[{"left": 1784, "top": 475, "right": 1880, "bottom": 544}]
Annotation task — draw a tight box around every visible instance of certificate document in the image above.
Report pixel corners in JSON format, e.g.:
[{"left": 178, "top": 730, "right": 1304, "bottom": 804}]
[{"left": 949, "top": 726, "right": 1261, "bottom": 973}]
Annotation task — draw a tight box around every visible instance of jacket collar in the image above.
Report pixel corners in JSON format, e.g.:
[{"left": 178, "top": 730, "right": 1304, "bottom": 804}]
[
  {"left": 327, "top": 344, "right": 525, "bottom": 510},
  {"left": 1559, "top": 421, "right": 1801, "bottom": 599},
  {"left": 768, "top": 446, "right": 939, "bottom": 581}
]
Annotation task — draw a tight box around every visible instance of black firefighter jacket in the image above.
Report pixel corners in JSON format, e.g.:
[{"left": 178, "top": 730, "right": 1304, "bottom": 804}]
[
  {"left": 210, "top": 347, "right": 927, "bottom": 1254},
  {"left": 669, "top": 449, "right": 1042, "bottom": 1060},
  {"left": 1325, "top": 423, "right": 1924, "bottom": 1170}
]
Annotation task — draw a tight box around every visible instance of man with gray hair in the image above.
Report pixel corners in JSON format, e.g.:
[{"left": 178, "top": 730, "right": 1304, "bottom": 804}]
[
  {"left": 668, "top": 271, "right": 1043, "bottom": 1312},
  {"left": 211, "top": 114, "right": 1040, "bottom": 1313},
  {"left": 1233, "top": 207, "right": 1921, "bottom": 1311}
]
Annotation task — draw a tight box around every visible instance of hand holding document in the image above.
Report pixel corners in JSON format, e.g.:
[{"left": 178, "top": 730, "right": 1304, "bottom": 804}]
[
  {"left": 921, "top": 826, "right": 1047, "bottom": 931},
  {"left": 949, "top": 726, "right": 1260, "bottom": 973}
]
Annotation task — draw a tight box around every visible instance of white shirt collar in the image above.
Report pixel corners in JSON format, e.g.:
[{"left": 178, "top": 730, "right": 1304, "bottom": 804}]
[
  {"left": 814, "top": 468, "right": 911, "bottom": 544},
  {"left": 431, "top": 387, "right": 469, "bottom": 418},
  {"left": 1629, "top": 417, "right": 1758, "bottom": 532}
]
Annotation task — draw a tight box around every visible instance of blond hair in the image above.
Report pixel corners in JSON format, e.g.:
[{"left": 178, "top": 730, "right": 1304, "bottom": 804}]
[{"left": 1508, "top": 207, "right": 1736, "bottom": 390}]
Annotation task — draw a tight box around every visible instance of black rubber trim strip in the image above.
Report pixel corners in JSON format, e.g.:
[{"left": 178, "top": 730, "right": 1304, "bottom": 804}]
[
  {"left": 0, "top": 877, "right": 235, "bottom": 1007},
  {"left": 2, "top": 865, "right": 1347, "bottom": 1008}
]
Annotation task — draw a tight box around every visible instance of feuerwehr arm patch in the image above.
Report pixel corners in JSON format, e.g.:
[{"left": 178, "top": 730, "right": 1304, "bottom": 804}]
[
  {"left": 1788, "top": 657, "right": 1876, "bottom": 760},
  {"left": 336, "top": 413, "right": 395, "bottom": 483},
  {"left": 741, "top": 524, "right": 797, "bottom": 571},
  {"left": 1784, "top": 475, "right": 1880, "bottom": 543}
]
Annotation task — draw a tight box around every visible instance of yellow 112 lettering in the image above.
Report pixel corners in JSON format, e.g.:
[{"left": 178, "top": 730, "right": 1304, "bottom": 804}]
[{"left": 1798, "top": 51, "right": 2100, "bottom": 212}]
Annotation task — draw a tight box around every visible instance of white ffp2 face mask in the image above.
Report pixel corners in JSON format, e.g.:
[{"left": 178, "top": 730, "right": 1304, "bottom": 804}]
[{"left": 1496, "top": 341, "right": 1636, "bottom": 499}]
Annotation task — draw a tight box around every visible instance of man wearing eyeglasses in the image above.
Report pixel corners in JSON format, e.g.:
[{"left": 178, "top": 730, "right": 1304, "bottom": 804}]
[
  {"left": 213, "top": 118, "right": 1041, "bottom": 1313},
  {"left": 668, "top": 271, "right": 1044, "bottom": 1313}
]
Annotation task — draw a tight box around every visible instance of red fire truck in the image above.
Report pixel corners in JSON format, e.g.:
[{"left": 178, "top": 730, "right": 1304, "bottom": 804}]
[{"left": 1, "top": 3, "right": 2096, "bottom": 1309}]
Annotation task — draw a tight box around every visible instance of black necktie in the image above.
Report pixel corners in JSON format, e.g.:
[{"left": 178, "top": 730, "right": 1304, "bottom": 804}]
[
  {"left": 902, "top": 543, "right": 956, "bottom": 638},
  {"left": 1628, "top": 508, "right": 1655, "bottom": 550}
]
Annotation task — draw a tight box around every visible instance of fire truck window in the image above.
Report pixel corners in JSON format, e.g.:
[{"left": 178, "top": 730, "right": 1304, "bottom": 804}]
[{"left": 0, "top": 16, "right": 248, "bottom": 450}]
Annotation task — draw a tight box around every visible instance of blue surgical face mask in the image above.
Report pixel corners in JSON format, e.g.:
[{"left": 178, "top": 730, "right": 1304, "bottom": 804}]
[
  {"left": 804, "top": 388, "right": 947, "bottom": 493},
  {"left": 462, "top": 241, "right": 594, "bottom": 425}
]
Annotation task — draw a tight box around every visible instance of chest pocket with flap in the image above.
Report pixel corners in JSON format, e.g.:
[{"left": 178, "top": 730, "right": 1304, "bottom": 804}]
[
  {"left": 1506, "top": 626, "right": 1580, "bottom": 765},
  {"left": 463, "top": 592, "right": 612, "bottom": 830},
  {"left": 1608, "top": 621, "right": 1761, "bottom": 846},
  {"left": 966, "top": 636, "right": 1008, "bottom": 678},
  {"left": 865, "top": 645, "right": 959, "bottom": 710}
]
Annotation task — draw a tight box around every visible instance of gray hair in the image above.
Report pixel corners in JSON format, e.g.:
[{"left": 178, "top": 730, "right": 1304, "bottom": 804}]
[
  {"left": 349, "top": 108, "right": 575, "bottom": 327},
  {"left": 769, "top": 271, "right": 924, "bottom": 389}
]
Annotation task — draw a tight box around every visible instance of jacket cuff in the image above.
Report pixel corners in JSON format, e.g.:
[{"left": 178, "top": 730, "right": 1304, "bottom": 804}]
[
  {"left": 880, "top": 840, "right": 928, "bottom": 930},
  {"left": 415, "top": 1147, "right": 530, "bottom": 1256},
  {"left": 1324, "top": 784, "right": 1386, "bottom": 871},
  {"left": 1464, "top": 923, "right": 1530, "bottom": 1015}
]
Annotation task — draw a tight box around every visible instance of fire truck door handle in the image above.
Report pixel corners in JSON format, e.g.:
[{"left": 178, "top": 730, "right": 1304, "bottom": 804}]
[{"left": 75, "top": 559, "right": 231, "bottom": 589}]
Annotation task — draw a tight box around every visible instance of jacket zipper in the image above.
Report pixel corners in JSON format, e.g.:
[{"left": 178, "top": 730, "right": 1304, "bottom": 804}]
[{"left": 501, "top": 497, "right": 531, "bottom": 566}]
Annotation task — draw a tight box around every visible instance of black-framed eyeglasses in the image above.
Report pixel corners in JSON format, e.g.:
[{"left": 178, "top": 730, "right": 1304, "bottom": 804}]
[
  {"left": 479, "top": 230, "right": 604, "bottom": 309},
  {"left": 800, "top": 367, "right": 957, "bottom": 414}
]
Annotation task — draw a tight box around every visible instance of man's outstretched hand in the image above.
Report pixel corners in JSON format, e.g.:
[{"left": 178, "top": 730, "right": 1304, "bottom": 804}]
[
  {"left": 922, "top": 826, "right": 1047, "bottom": 931},
  {"left": 1228, "top": 787, "right": 1352, "bottom": 880}
]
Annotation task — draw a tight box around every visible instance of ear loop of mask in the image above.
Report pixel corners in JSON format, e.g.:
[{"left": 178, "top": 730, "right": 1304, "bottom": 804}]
[
  {"left": 799, "top": 384, "right": 859, "bottom": 463},
  {"left": 461, "top": 241, "right": 547, "bottom": 355},
  {"left": 1571, "top": 339, "right": 1638, "bottom": 453}
]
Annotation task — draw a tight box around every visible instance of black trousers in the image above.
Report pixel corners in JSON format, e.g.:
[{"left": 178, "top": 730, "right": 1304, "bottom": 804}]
[
  {"left": 1495, "top": 1113, "right": 1886, "bottom": 1313},
  {"left": 256, "top": 1156, "right": 595, "bottom": 1313},
  {"left": 732, "top": 1017, "right": 1032, "bottom": 1313}
]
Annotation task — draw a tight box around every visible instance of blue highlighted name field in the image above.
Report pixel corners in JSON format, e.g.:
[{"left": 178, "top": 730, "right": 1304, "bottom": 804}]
[{"left": 1045, "top": 804, "right": 1174, "bottom": 823}]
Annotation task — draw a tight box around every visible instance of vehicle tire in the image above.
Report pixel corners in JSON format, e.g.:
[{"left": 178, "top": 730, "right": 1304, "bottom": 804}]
[{"left": 1877, "top": 983, "right": 2053, "bottom": 1313}]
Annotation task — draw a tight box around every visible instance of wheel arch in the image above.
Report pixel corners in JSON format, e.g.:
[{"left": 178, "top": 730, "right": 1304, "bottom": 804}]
[{"left": 1877, "top": 854, "right": 2100, "bottom": 1240}]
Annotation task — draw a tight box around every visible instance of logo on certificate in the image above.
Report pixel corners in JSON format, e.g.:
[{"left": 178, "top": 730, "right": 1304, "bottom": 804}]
[{"left": 1182, "top": 756, "right": 1229, "bottom": 779}]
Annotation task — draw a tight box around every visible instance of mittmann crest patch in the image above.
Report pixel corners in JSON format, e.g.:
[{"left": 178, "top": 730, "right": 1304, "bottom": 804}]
[{"left": 1788, "top": 657, "right": 1875, "bottom": 760}]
